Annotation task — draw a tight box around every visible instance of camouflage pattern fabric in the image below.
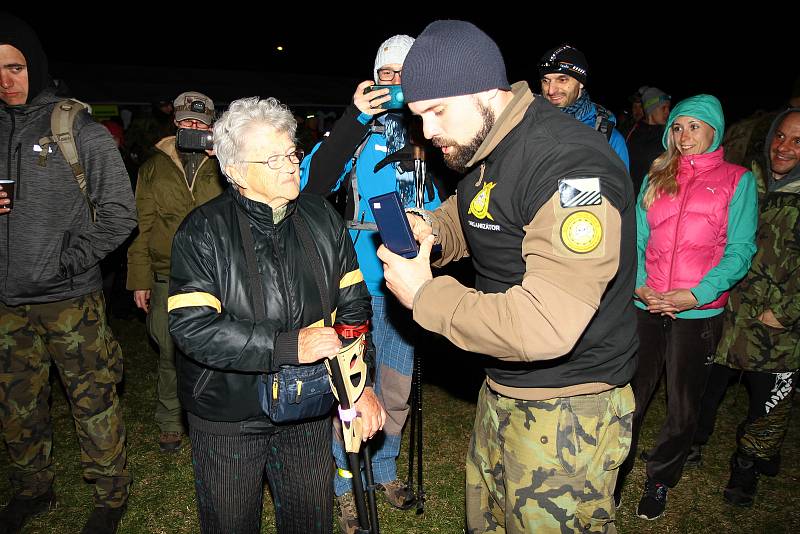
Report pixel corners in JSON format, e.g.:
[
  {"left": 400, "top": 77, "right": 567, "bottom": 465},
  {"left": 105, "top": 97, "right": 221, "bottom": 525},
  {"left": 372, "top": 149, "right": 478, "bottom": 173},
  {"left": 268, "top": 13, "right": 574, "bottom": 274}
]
[
  {"left": 466, "top": 382, "right": 635, "bottom": 534},
  {"left": 714, "top": 189, "right": 800, "bottom": 372},
  {"left": 0, "top": 292, "right": 130, "bottom": 506},
  {"left": 738, "top": 371, "right": 797, "bottom": 461}
]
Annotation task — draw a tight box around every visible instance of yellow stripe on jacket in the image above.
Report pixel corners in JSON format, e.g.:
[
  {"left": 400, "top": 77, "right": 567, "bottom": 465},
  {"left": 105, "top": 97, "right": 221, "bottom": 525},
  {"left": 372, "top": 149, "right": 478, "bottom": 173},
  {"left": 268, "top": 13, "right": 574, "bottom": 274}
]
[{"left": 168, "top": 292, "right": 222, "bottom": 313}]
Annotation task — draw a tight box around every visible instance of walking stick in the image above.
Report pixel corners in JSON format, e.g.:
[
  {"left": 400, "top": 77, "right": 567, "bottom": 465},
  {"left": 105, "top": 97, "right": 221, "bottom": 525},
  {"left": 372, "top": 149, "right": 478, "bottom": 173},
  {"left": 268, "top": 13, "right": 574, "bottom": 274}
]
[{"left": 327, "top": 332, "right": 380, "bottom": 534}]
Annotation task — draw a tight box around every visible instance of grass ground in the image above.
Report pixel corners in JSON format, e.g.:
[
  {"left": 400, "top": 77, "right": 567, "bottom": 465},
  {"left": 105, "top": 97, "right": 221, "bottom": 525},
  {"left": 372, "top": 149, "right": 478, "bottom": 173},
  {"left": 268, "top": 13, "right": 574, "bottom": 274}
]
[{"left": 1, "top": 313, "right": 798, "bottom": 533}]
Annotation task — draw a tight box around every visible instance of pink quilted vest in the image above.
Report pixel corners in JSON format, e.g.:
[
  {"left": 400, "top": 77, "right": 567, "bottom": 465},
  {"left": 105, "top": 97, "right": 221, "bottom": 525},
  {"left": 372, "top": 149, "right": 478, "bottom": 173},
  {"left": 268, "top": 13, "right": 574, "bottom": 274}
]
[{"left": 644, "top": 148, "right": 746, "bottom": 310}]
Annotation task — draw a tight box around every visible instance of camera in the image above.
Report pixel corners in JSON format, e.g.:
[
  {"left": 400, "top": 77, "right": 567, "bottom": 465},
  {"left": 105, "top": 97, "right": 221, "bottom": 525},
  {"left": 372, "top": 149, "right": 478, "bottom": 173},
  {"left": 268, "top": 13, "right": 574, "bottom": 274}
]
[{"left": 176, "top": 128, "right": 213, "bottom": 152}]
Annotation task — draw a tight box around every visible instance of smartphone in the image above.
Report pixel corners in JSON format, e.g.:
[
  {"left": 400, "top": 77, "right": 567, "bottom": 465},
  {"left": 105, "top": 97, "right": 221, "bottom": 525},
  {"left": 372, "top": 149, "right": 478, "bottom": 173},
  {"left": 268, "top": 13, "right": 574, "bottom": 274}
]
[
  {"left": 369, "top": 192, "right": 418, "bottom": 259},
  {"left": 176, "top": 128, "right": 213, "bottom": 151},
  {"left": 363, "top": 85, "right": 405, "bottom": 110}
]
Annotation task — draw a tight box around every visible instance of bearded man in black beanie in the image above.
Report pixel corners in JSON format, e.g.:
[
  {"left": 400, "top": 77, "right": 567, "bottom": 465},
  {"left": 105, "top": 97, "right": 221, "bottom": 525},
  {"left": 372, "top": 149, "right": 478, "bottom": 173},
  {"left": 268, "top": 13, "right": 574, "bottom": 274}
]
[{"left": 377, "top": 19, "right": 638, "bottom": 533}]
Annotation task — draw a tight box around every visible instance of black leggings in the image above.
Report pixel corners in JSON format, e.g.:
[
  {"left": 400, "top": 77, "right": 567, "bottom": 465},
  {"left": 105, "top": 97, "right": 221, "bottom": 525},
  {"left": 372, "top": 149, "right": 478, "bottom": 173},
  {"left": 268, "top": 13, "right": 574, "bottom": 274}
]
[
  {"left": 695, "top": 363, "right": 797, "bottom": 463},
  {"left": 190, "top": 416, "right": 333, "bottom": 534}
]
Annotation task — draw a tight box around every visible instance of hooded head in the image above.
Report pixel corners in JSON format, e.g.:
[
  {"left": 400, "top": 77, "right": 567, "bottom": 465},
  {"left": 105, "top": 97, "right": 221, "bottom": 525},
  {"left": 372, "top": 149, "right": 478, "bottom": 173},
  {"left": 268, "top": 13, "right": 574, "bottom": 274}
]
[
  {"left": 0, "top": 13, "right": 50, "bottom": 105},
  {"left": 662, "top": 94, "right": 725, "bottom": 153}
]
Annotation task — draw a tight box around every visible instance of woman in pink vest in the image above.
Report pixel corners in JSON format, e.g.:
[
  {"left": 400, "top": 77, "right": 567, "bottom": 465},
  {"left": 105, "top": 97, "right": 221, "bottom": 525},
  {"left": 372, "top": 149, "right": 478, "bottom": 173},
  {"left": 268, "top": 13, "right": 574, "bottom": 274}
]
[{"left": 618, "top": 94, "right": 759, "bottom": 520}]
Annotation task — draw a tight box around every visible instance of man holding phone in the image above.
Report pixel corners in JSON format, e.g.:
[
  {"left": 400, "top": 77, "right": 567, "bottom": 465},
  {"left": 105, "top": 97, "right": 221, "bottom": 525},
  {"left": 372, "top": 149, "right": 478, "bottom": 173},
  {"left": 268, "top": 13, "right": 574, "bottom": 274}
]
[
  {"left": 378, "top": 21, "right": 637, "bottom": 532},
  {"left": 126, "top": 91, "right": 224, "bottom": 453},
  {"left": 300, "top": 34, "right": 445, "bottom": 533}
]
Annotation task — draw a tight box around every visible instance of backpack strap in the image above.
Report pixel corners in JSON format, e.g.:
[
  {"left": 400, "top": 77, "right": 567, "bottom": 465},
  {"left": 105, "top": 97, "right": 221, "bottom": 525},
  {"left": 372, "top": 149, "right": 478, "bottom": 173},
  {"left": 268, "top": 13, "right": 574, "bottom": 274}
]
[
  {"left": 38, "top": 99, "right": 95, "bottom": 220},
  {"left": 593, "top": 104, "right": 614, "bottom": 141},
  {"left": 345, "top": 123, "right": 385, "bottom": 232}
]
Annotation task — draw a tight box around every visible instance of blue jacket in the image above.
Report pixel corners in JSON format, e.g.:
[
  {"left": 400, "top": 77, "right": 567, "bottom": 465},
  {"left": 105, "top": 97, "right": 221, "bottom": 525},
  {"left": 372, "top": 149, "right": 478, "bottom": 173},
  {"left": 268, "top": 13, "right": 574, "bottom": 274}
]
[
  {"left": 577, "top": 103, "right": 630, "bottom": 171},
  {"left": 300, "top": 106, "right": 442, "bottom": 296}
]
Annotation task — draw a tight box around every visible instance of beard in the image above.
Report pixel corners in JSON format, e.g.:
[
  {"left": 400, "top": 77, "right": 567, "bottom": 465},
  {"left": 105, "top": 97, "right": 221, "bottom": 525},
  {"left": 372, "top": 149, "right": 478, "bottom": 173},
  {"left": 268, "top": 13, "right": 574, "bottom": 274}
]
[{"left": 434, "top": 98, "right": 495, "bottom": 173}]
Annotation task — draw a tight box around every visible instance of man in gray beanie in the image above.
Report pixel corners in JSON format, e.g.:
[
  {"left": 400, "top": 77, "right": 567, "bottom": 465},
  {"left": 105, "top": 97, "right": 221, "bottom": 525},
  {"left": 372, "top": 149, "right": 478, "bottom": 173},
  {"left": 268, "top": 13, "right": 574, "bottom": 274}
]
[
  {"left": 378, "top": 19, "right": 637, "bottom": 532},
  {"left": 300, "top": 33, "right": 447, "bottom": 534}
]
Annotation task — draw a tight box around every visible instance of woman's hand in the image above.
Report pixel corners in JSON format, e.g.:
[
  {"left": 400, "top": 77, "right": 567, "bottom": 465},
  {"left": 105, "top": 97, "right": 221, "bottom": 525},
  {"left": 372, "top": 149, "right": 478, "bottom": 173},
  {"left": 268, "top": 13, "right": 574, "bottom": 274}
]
[
  {"left": 659, "top": 289, "right": 699, "bottom": 315},
  {"left": 635, "top": 286, "right": 662, "bottom": 307}
]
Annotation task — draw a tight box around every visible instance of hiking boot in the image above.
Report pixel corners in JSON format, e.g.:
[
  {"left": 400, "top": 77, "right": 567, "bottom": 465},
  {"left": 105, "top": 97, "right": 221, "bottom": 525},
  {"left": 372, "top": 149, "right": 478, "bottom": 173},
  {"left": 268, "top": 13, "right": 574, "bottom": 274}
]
[
  {"left": 0, "top": 489, "right": 56, "bottom": 534},
  {"left": 724, "top": 452, "right": 758, "bottom": 507},
  {"left": 636, "top": 477, "right": 668, "bottom": 520},
  {"left": 80, "top": 504, "right": 126, "bottom": 534},
  {"left": 755, "top": 453, "right": 781, "bottom": 477},
  {"left": 336, "top": 492, "right": 360, "bottom": 534},
  {"left": 684, "top": 444, "right": 702, "bottom": 467},
  {"left": 377, "top": 479, "right": 416, "bottom": 510},
  {"left": 159, "top": 431, "right": 183, "bottom": 453}
]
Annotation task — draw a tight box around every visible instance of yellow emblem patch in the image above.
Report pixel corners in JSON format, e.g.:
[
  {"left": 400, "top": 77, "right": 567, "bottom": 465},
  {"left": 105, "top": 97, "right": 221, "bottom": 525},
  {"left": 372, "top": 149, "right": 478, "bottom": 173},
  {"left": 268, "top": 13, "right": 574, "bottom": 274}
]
[
  {"left": 560, "top": 210, "right": 603, "bottom": 253},
  {"left": 468, "top": 182, "right": 496, "bottom": 220}
]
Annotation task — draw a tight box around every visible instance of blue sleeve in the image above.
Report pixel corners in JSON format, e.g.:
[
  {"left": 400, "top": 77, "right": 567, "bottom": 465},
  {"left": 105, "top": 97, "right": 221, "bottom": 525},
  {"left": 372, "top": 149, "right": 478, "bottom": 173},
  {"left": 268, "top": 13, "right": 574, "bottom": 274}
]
[
  {"left": 299, "top": 141, "right": 351, "bottom": 193},
  {"left": 636, "top": 175, "right": 650, "bottom": 289},
  {"left": 691, "top": 171, "right": 759, "bottom": 305},
  {"left": 610, "top": 129, "right": 630, "bottom": 171}
]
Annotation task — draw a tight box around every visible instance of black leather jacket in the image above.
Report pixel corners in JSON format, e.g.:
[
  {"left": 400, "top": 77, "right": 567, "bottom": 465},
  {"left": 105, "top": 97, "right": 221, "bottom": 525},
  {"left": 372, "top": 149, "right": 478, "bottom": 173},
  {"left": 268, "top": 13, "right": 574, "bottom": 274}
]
[{"left": 168, "top": 187, "right": 371, "bottom": 425}]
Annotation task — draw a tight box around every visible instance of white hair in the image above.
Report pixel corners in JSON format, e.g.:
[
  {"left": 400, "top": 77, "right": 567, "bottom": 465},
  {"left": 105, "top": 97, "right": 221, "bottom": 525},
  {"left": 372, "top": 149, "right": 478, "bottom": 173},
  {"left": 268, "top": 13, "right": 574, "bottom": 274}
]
[{"left": 213, "top": 97, "right": 297, "bottom": 183}]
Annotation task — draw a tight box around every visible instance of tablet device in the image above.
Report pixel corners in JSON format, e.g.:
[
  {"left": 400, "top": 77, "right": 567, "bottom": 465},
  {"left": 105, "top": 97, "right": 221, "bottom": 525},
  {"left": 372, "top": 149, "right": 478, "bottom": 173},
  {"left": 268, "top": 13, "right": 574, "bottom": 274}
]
[{"left": 368, "top": 192, "right": 418, "bottom": 259}]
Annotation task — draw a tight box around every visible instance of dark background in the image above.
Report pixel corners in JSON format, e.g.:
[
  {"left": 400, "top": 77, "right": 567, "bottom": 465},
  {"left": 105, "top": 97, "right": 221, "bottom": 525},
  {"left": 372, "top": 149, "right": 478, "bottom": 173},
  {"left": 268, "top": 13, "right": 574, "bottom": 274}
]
[{"left": 5, "top": 9, "right": 796, "bottom": 121}]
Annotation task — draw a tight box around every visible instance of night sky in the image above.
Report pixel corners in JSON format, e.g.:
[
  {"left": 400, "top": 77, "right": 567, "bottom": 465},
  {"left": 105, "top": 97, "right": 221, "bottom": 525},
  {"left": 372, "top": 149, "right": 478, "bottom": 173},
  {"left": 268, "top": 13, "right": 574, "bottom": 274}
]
[{"left": 5, "top": 9, "right": 796, "bottom": 121}]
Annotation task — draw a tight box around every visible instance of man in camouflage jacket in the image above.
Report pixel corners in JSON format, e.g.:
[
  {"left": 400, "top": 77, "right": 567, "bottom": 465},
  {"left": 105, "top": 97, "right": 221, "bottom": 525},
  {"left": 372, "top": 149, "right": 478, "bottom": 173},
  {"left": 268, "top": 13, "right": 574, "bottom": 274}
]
[{"left": 693, "top": 108, "right": 800, "bottom": 507}]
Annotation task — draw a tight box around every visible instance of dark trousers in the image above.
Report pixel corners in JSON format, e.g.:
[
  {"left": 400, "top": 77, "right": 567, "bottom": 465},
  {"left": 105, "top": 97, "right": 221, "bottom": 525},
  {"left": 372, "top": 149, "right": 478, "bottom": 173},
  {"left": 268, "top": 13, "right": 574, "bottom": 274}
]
[
  {"left": 622, "top": 309, "right": 723, "bottom": 487},
  {"left": 189, "top": 416, "right": 333, "bottom": 534},
  {"left": 695, "top": 363, "right": 797, "bottom": 465}
]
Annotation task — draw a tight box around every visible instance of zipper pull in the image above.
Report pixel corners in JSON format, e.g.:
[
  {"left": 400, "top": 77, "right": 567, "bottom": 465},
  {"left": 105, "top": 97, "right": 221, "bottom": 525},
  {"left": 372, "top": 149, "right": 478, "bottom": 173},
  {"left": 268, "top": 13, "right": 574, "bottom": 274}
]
[
  {"left": 296, "top": 380, "right": 303, "bottom": 402},
  {"left": 272, "top": 379, "right": 278, "bottom": 400}
]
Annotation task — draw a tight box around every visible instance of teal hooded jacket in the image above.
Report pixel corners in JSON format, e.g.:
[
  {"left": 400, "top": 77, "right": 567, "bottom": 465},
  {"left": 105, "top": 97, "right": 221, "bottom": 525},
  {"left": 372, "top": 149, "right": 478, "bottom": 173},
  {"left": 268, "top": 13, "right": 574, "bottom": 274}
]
[{"left": 635, "top": 94, "right": 759, "bottom": 318}]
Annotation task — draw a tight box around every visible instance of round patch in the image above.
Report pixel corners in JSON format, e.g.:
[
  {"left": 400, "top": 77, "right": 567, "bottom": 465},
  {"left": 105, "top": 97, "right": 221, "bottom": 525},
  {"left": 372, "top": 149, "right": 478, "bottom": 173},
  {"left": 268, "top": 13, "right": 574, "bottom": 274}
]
[{"left": 560, "top": 211, "right": 602, "bottom": 253}]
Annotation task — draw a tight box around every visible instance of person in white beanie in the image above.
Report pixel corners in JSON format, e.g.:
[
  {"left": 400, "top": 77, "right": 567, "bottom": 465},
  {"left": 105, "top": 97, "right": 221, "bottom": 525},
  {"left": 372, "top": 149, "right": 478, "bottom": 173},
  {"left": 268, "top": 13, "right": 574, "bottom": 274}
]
[{"left": 300, "top": 34, "right": 447, "bottom": 534}]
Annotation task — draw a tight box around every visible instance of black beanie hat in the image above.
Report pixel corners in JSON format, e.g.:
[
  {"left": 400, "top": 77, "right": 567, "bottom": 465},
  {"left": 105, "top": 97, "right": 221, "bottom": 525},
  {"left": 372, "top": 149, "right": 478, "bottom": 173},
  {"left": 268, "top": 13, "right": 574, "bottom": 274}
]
[
  {"left": 0, "top": 12, "right": 51, "bottom": 104},
  {"left": 538, "top": 45, "right": 588, "bottom": 86},
  {"left": 402, "top": 20, "right": 510, "bottom": 103}
]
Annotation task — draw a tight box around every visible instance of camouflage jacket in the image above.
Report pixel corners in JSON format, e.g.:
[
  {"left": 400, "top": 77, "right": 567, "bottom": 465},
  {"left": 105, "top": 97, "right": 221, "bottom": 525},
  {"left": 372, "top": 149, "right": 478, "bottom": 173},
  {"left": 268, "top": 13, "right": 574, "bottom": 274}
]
[{"left": 715, "top": 176, "right": 800, "bottom": 372}]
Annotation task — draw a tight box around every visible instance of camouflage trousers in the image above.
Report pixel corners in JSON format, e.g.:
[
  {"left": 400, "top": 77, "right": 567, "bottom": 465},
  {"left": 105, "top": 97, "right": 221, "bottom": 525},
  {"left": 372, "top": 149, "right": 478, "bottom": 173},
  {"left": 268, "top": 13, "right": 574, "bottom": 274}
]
[
  {"left": 0, "top": 292, "right": 130, "bottom": 506},
  {"left": 466, "top": 381, "right": 635, "bottom": 534}
]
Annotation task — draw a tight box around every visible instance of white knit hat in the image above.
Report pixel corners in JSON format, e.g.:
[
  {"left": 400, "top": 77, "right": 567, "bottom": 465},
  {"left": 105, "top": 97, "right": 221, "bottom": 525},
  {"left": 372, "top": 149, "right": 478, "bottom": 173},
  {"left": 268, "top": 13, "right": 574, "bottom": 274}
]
[{"left": 374, "top": 34, "right": 415, "bottom": 82}]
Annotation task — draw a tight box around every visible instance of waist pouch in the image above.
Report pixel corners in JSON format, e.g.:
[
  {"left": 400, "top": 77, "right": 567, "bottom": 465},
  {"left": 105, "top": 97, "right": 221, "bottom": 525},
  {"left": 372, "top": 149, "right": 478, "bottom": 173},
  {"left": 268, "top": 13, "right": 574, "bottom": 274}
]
[{"left": 258, "top": 363, "right": 334, "bottom": 423}]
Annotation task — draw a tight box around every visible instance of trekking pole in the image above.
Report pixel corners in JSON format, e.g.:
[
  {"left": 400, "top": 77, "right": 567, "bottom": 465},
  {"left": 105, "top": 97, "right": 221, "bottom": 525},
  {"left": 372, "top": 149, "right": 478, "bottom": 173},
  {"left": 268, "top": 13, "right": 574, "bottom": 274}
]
[
  {"left": 413, "top": 350, "right": 424, "bottom": 513},
  {"left": 328, "top": 331, "right": 380, "bottom": 533}
]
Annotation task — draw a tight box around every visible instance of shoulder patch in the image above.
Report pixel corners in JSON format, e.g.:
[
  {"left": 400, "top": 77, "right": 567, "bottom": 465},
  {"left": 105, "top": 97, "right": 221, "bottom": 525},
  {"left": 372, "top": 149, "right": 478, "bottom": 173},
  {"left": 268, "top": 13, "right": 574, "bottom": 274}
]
[
  {"left": 559, "top": 177, "right": 602, "bottom": 208},
  {"left": 560, "top": 210, "right": 603, "bottom": 254}
]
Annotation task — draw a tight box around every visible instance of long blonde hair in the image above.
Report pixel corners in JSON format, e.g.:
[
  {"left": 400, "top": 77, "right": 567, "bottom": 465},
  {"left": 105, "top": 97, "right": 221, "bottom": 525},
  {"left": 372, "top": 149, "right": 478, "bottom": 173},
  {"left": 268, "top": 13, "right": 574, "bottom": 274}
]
[{"left": 641, "top": 131, "right": 680, "bottom": 209}]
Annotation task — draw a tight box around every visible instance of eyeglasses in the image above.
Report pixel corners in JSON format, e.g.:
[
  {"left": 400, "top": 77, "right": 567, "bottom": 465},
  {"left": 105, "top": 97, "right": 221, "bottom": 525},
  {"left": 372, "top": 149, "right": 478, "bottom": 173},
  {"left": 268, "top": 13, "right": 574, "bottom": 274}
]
[
  {"left": 177, "top": 119, "right": 211, "bottom": 130},
  {"left": 240, "top": 149, "right": 305, "bottom": 170},
  {"left": 376, "top": 68, "right": 402, "bottom": 82}
]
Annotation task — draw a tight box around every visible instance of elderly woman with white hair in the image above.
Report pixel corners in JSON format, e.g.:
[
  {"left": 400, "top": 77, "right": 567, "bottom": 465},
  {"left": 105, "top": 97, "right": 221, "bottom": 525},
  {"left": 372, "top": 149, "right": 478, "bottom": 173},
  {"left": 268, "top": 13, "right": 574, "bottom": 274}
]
[{"left": 167, "top": 96, "right": 385, "bottom": 534}]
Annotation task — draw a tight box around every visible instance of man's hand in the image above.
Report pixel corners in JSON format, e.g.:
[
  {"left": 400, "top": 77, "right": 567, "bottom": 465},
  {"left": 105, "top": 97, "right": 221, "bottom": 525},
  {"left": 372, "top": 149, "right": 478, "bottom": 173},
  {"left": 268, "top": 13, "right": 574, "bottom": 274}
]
[
  {"left": 133, "top": 289, "right": 151, "bottom": 313},
  {"left": 377, "top": 235, "right": 436, "bottom": 309},
  {"left": 407, "top": 213, "right": 433, "bottom": 244},
  {"left": 354, "top": 387, "right": 386, "bottom": 441},
  {"left": 758, "top": 309, "right": 785, "bottom": 329},
  {"left": 0, "top": 186, "right": 11, "bottom": 215},
  {"left": 298, "top": 327, "right": 342, "bottom": 364},
  {"left": 353, "top": 80, "right": 390, "bottom": 116}
]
